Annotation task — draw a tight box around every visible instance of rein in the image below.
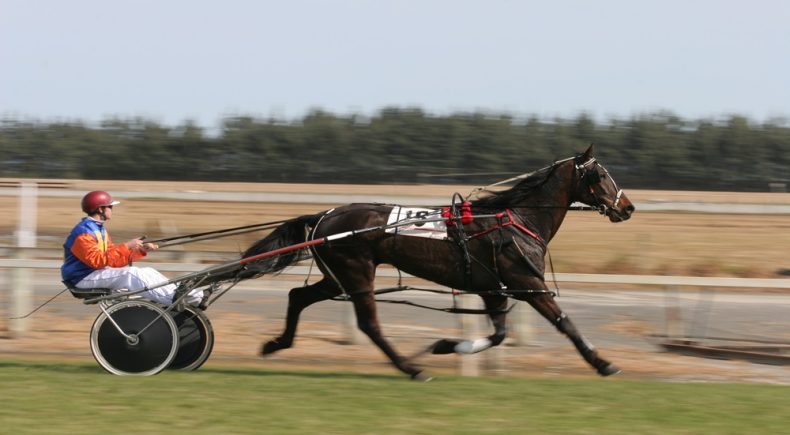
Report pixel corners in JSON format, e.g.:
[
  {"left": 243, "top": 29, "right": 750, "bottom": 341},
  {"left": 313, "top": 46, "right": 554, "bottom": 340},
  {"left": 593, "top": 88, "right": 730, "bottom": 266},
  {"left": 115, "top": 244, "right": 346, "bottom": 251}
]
[{"left": 147, "top": 219, "right": 290, "bottom": 247}]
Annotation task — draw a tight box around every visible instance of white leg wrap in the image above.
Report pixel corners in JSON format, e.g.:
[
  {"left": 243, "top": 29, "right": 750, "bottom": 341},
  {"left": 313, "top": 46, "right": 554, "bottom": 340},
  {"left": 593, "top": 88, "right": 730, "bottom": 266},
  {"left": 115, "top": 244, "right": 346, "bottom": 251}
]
[{"left": 454, "top": 338, "right": 492, "bottom": 354}]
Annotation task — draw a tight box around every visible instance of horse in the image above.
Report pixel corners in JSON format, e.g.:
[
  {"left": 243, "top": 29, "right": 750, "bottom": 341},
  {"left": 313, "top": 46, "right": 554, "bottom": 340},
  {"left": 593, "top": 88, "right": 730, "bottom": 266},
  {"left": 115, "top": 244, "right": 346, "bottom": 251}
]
[{"left": 237, "top": 145, "right": 635, "bottom": 380}]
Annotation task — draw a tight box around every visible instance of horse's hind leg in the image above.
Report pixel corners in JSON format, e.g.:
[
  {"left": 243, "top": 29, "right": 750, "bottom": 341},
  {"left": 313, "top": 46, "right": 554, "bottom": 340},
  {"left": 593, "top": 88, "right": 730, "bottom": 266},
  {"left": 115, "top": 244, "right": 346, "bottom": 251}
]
[
  {"left": 261, "top": 278, "right": 341, "bottom": 355},
  {"left": 350, "top": 291, "right": 430, "bottom": 381},
  {"left": 522, "top": 292, "right": 620, "bottom": 376}
]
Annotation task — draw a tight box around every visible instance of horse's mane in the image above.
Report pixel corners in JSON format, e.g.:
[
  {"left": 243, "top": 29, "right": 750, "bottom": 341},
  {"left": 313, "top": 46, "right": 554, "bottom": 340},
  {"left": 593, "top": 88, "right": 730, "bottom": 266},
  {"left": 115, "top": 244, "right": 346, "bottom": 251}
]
[{"left": 469, "top": 162, "right": 561, "bottom": 208}]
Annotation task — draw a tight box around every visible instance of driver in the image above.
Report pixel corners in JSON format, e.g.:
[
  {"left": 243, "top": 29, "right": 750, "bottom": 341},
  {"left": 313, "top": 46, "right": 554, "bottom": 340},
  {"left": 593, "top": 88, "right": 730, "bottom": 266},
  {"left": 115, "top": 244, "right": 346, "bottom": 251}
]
[{"left": 61, "top": 190, "right": 203, "bottom": 305}]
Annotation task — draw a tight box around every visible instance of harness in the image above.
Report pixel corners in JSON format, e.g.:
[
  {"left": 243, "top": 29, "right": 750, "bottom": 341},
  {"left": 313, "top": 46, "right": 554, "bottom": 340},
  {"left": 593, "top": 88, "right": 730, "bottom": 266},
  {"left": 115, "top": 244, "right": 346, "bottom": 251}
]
[
  {"left": 305, "top": 201, "right": 555, "bottom": 315},
  {"left": 301, "top": 153, "right": 618, "bottom": 314},
  {"left": 439, "top": 192, "right": 547, "bottom": 290},
  {"left": 468, "top": 209, "right": 543, "bottom": 244},
  {"left": 442, "top": 193, "right": 475, "bottom": 289}
]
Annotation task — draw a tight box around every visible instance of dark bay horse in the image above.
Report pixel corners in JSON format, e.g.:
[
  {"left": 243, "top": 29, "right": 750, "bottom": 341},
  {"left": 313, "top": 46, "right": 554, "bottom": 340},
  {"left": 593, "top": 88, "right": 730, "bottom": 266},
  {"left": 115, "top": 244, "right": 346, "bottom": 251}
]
[{"left": 239, "top": 145, "right": 635, "bottom": 380}]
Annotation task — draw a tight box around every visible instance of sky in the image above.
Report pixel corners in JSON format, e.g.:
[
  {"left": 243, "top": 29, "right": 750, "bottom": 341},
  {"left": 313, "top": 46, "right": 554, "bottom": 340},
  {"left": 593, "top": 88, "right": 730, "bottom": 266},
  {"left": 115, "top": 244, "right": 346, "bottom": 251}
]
[{"left": 2, "top": 0, "right": 789, "bottom": 131}]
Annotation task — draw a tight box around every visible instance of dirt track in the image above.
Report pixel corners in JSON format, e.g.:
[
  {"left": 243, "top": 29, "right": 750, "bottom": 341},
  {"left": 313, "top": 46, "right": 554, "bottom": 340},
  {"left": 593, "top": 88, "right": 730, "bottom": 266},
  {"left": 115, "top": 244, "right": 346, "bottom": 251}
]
[{"left": 3, "top": 301, "right": 789, "bottom": 385}]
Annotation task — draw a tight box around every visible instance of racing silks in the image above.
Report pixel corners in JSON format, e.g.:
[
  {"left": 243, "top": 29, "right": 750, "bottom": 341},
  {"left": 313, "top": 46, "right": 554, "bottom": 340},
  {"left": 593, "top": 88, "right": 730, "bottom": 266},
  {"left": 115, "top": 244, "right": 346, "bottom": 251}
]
[{"left": 61, "top": 217, "right": 145, "bottom": 285}]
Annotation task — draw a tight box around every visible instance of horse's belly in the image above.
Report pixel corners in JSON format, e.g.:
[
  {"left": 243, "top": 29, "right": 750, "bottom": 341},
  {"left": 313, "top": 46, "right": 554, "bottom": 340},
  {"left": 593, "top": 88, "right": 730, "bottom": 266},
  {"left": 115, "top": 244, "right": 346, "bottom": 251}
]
[{"left": 378, "top": 236, "right": 496, "bottom": 290}]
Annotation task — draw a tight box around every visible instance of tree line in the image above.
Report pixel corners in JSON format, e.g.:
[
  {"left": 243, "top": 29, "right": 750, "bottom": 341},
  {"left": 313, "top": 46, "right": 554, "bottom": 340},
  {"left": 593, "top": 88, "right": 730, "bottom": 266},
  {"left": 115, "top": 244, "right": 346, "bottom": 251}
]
[{"left": 2, "top": 108, "right": 788, "bottom": 191}]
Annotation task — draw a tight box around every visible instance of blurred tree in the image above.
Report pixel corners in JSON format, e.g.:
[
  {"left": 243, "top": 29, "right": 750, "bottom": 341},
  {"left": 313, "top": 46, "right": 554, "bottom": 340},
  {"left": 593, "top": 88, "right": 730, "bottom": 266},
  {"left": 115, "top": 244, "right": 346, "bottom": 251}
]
[
  {"left": 1, "top": 110, "right": 787, "bottom": 191},
  {"left": 761, "top": 119, "right": 790, "bottom": 186}
]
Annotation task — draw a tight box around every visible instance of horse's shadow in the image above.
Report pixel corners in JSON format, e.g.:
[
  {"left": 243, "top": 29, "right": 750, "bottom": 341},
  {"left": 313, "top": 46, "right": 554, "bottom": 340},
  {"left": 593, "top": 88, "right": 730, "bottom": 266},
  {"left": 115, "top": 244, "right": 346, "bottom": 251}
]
[{"left": 196, "top": 367, "right": 406, "bottom": 380}]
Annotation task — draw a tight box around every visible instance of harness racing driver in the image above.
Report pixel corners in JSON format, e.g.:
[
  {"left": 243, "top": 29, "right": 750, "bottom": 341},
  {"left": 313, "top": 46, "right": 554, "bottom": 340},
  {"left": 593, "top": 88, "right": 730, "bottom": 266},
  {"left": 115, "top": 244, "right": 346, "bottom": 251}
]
[{"left": 61, "top": 190, "right": 203, "bottom": 306}]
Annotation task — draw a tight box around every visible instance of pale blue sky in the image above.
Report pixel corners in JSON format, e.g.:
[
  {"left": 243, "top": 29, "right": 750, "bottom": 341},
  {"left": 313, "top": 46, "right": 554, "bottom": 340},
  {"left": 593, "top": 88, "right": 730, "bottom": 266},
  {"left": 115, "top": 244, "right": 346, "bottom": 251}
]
[{"left": 2, "top": 0, "right": 789, "bottom": 130}]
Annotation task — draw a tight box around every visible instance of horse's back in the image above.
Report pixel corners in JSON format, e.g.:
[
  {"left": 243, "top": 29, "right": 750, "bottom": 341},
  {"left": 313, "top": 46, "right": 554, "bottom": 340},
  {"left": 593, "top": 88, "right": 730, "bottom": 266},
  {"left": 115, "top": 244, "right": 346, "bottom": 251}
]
[{"left": 313, "top": 203, "right": 393, "bottom": 235}]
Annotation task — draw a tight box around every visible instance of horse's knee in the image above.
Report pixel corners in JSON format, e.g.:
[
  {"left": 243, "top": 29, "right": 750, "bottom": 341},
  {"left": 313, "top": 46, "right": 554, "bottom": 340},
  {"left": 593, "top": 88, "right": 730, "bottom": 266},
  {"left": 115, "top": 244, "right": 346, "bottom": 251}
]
[{"left": 554, "top": 313, "right": 577, "bottom": 335}]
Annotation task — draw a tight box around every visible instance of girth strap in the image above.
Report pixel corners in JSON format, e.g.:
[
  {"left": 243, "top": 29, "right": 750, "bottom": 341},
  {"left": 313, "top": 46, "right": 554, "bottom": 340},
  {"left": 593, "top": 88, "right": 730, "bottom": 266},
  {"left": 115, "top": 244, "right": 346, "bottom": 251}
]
[{"left": 444, "top": 193, "right": 474, "bottom": 289}]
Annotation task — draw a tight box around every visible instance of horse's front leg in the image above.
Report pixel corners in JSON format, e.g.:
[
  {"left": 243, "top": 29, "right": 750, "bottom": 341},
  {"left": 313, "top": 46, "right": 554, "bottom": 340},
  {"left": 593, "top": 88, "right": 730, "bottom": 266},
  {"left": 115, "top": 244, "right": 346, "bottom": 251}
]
[
  {"left": 428, "top": 293, "right": 509, "bottom": 355},
  {"left": 350, "top": 291, "right": 431, "bottom": 381},
  {"left": 516, "top": 288, "right": 621, "bottom": 377}
]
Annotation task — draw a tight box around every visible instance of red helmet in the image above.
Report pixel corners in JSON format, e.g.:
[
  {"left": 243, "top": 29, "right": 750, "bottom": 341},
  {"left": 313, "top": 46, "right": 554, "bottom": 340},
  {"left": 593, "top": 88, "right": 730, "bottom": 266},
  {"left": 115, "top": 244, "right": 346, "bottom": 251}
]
[{"left": 81, "top": 191, "right": 121, "bottom": 214}]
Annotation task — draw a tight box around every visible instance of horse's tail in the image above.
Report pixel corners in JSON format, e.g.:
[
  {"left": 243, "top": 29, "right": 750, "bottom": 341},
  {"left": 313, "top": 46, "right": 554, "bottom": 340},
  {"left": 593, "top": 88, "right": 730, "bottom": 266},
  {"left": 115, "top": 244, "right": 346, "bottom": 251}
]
[{"left": 237, "top": 212, "right": 324, "bottom": 279}]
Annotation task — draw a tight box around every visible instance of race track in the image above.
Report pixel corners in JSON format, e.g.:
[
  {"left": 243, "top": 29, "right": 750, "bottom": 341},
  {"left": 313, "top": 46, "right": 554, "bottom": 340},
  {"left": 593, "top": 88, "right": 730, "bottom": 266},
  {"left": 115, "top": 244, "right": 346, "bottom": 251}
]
[{"left": 2, "top": 269, "right": 788, "bottom": 384}]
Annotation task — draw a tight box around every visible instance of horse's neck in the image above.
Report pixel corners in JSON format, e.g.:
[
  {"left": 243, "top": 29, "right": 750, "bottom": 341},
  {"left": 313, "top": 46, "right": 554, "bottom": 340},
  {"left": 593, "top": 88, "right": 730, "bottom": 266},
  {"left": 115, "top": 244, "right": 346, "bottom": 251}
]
[{"left": 514, "top": 168, "right": 574, "bottom": 243}]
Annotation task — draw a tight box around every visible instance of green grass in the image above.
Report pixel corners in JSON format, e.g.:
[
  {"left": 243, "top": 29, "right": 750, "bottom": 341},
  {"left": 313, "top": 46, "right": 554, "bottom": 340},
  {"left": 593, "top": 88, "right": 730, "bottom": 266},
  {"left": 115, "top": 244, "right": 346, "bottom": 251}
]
[{"left": 1, "top": 359, "right": 789, "bottom": 435}]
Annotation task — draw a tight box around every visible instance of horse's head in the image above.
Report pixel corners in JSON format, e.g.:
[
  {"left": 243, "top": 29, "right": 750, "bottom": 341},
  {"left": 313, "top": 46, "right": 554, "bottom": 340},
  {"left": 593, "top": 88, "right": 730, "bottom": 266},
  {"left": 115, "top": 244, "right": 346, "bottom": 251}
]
[{"left": 572, "top": 145, "right": 635, "bottom": 222}]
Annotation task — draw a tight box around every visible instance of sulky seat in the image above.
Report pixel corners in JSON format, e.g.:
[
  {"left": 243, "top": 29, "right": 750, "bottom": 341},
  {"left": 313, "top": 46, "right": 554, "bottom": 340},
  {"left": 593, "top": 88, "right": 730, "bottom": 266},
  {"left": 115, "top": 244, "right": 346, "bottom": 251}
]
[{"left": 63, "top": 281, "right": 113, "bottom": 300}]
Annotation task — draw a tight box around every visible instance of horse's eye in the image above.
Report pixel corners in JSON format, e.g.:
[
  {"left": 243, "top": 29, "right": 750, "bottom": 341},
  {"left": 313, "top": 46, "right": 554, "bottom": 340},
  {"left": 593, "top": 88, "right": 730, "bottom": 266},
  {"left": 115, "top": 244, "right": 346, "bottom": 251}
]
[{"left": 585, "top": 171, "right": 601, "bottom": 184}]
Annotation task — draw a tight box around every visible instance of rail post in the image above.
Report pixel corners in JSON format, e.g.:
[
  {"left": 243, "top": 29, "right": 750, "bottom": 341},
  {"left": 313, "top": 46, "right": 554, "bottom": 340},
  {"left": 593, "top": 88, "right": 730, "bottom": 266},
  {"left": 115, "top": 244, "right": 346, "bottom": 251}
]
[
  {"left": 510, "top": 301, "right": 536, "bottom": 346},
  {"left": 11, "top": 182, "right": 37, "bottom": 336},
  {"left": 343, "top": 299, "right": 365, "bottom": 345},
  {"left": 664, "top": 285, "right": 683, "bottom": 338},
  {"left": 458, "top": 294, "right": 481, "bottom": 376}
]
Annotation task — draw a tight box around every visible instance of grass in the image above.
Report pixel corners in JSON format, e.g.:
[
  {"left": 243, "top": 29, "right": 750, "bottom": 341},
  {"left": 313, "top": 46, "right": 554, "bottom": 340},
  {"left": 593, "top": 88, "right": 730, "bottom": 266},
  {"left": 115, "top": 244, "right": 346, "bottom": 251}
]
[{"left": 1, "top": 358, "right": 789, "bottom": 434}]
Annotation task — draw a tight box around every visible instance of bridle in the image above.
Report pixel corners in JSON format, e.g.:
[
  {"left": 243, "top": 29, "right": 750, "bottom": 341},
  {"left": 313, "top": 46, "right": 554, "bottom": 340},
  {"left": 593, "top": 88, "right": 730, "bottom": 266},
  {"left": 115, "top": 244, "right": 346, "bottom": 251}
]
[
  {"left": 465, "top": 154, "right": 625, "bottom": 214},
  {"left": 573, "top": 156, "right": 624, "bottom": 216}
]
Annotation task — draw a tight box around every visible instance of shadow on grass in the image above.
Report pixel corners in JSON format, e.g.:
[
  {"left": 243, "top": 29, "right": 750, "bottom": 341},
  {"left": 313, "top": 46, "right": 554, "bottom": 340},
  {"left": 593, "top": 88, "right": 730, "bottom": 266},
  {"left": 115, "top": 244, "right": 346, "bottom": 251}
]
[
  {"left": 0, "top": 358, "right": 413, "bottom": 381},
  {"left": 195, "top": 366, "right": 410, "bottom": 381}
]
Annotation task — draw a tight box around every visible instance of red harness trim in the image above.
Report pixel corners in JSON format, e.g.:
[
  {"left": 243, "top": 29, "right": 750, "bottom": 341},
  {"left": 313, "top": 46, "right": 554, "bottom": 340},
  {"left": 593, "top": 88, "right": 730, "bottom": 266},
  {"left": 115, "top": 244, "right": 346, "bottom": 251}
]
[
  {"left": 469, "top": 209, "right": 544, "bottom": 244},
  {"left": 441, "top": 201, "right": 474, "bottom": 225}
]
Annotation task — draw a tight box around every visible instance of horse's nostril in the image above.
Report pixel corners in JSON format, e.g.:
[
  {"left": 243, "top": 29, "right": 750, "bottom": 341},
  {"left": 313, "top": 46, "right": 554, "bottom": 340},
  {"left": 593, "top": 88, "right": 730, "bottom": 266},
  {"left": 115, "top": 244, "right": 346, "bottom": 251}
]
[{"left": 625, "top": 204, "right": 635, "bottom": 213}]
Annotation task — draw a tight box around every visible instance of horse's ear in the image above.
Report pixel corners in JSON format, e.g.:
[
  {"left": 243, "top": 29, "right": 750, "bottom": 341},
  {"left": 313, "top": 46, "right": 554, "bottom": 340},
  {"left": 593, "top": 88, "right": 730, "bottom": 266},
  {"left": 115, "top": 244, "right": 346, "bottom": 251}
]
[{"left": 583, "top": 144, "right": 595, "bottom": 159}]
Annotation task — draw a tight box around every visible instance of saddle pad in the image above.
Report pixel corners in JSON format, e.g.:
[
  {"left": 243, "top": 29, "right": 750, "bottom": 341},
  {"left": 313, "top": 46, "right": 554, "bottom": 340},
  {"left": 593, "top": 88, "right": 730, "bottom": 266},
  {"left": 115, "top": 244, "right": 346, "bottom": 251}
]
[{"left": 385, "top": 206, "right": 447, "bottom": 240}]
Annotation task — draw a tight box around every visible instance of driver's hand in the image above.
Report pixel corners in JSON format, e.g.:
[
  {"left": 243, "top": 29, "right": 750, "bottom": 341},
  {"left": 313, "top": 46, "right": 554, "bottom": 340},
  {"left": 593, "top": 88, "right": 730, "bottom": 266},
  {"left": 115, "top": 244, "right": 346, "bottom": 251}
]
[
  {"left": 140, "top": 242, "right": 159, "bottom": 252},
  {"left": 127, "top": 238, "right": 158, "bottom": 252}
]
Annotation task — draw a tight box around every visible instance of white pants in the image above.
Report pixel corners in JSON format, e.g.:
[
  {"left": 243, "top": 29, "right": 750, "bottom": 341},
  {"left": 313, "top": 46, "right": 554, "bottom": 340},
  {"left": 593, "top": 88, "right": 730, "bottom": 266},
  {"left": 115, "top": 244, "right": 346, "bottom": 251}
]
[{"left": 76, "top": 266, "right": 203, "bottom": 305}]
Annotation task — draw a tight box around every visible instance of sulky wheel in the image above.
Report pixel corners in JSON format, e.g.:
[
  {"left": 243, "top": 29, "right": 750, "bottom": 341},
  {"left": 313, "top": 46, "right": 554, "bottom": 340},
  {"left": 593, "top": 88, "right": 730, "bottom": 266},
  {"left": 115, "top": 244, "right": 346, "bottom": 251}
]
[
  {"left": 168, "top": 306, "right": 214, "bottom": 371},
  {"left": 90, "top": 300, "right": 179, "bottom": 376}
]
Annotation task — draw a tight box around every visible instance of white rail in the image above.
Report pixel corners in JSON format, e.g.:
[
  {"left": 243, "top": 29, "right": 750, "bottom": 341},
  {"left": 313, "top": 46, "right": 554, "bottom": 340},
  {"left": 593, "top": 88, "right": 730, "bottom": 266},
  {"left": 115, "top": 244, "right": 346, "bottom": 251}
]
[{"left": 2, "top": 258, "right": 790, "bottom": 289}]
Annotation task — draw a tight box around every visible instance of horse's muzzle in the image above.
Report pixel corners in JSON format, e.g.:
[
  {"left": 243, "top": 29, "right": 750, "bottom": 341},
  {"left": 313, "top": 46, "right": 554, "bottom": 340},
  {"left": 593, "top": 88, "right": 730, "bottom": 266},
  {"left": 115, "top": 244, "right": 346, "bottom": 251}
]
[{"left": 607, "top": 195, "right": 635, "bottom": 222}]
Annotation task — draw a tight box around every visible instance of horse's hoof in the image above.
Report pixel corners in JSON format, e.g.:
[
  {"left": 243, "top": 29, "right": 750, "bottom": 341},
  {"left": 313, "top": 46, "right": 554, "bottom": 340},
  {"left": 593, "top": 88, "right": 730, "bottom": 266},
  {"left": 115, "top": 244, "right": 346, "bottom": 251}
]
[
  {"left": 411, "top": 371, "right": 434, "bottom": 382},
  {"left": 598, "top": 363, "right": 622, "bottom": 377},
  {"left": 261, "top": 339, "right": 286, "bottom": 356}
]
